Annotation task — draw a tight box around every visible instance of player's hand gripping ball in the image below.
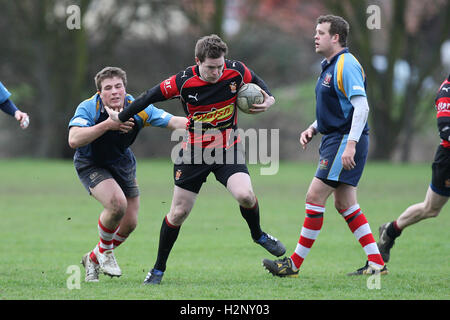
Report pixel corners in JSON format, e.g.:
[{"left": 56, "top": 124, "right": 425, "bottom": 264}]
[
  {"left": 21, "top": 116, "right": 29, "bottom": 129},
  {"left": 236, "top": 83, "right": 264, "bottom": 114}
]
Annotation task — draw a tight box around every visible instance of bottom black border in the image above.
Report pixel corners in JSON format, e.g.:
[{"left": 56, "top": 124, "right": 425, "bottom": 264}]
[{"left": 1, "top": 299, "right": 446, "bottom": 317}]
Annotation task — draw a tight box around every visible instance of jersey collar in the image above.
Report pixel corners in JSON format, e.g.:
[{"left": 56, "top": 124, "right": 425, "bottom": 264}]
[{"left": 321, "top": 47, "right": 349, "bottom": 70}]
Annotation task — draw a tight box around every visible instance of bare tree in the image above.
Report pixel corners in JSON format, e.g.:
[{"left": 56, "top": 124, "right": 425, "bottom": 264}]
[{"left": 0, "top": 0, "right": 151, "bottom": 157}]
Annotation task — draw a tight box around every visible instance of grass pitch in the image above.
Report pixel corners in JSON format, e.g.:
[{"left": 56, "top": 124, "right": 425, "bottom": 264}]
[{"left": 0, "top": 159, "right": 448, "bottom": 300}]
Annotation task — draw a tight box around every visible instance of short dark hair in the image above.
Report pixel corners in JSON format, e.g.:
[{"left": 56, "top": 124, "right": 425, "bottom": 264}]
[
  {"left": 317, "top": 15, "right": 349, "bottom": 47},
  {"left": 95, "top": 66, "right": 127, "bottom": 92},
  {"left": 195, "top": 34, "right": 228, "bottom": 62}
]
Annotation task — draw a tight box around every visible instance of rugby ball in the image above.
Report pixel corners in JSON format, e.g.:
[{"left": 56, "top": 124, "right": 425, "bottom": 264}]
[{"left": 236, "top": 83, "right": 264, "bottom": 114}]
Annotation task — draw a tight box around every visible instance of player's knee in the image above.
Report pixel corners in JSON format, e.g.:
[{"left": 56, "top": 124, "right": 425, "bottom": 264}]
[
  {"left": 333, "top": 200, "right": 347, "bottom": 213},
  {"left": 425, "top": 206, "right": 441, "bottom": 218},
  {"left": 305, "top": 192, "right": 324, "bottom": 208},
  {"left": 169, "top": 206, "right": 190, "bottom": 226},
  {"left": 107, "top": 195, "right": 127, "bottom": 221},
  {"left": 236, "top": 190, "right": 256, "bottom": 208}
]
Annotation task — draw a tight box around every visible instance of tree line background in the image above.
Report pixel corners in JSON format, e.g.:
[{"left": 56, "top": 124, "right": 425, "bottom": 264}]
[{"left": 0, "top": 0, "right": 449, "bottom": 162}]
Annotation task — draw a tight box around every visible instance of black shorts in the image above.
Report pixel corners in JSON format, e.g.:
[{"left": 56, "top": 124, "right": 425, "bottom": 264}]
[
  {"left": 430, "top": 145, "right": 450, "bottom": 197},
  {"left": 173, "top": 143, "right": 249, "bottom": 193},
  {"left": 74, "top": 155, "right": 140, "bottom": 198}
]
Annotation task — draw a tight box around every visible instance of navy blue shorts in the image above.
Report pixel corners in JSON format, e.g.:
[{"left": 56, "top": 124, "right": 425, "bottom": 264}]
[
  {"left": 430, "top": 145, "right": 450, "bottom": 197},
  {"left": 74, "top": 155, "right": 139, "bottom": 198},
  {"left": 315, "top": 133, "right": 368, "bottom": 187}
]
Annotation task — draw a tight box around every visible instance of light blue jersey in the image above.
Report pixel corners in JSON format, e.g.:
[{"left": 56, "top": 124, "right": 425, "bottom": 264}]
[
  {"left": 315, "top": 48, "right": 368, "bottom": 135},
  {"left": 0, "top": 81, "right": 12, "bottom": 104},
  {"left": 69, "top": 93, "right": 172, "bottom": 129},
  {"left": 69, "top": 93, "right": 173, "bottom": 164}
]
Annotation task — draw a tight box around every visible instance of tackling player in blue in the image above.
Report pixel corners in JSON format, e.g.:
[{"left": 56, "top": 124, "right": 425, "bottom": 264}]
[{"left": 68, "top": 67, "right": 187, "bottom": 282}]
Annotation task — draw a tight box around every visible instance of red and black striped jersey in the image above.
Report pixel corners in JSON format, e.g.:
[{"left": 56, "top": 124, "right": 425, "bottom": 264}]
[
  {"left": 119, "top": 59, "right": 272, "bottom": 148},
  {"left": 436, "top": 75, "right": 450, "bottom": 149}
]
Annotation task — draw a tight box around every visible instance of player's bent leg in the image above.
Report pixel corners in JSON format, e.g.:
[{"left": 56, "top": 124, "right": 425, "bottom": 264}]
[
  {"left": 166, "top": 185, "right": 198, "bottom": 226},
  {"left": 117, "top": 196, "right": 140, "bottom": 237},
  {"left": 226, "top": 172, "right": 256, "bottom": 207},
  {"left": 397, "top": 187, "right": 448, "bottom": 229},
  {"left": 90, "top": 179, "right": 127, "bottom": 277},
  {"left": 227, "top": 172, "right": 286, "bottom": 256},
  {"left": 144, "top": 186, "right": 197, "bottom": 285},
  {"left": 91, "top": 179, "right": 128, "bottom": 228},
  {"left": 112, "top": 195, "right": 140, "bottom": 249},
  {"left": 379, "top": 187, "right": 448, "bottom": 262}
]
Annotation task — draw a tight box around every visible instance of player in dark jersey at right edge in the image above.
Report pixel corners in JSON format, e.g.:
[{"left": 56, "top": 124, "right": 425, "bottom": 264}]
[
  {"left": 377, "top": 74, "right": 450, "bottom": 262},
  {"left": 106, "top": 34, "right": 285, "bottom": 284}
]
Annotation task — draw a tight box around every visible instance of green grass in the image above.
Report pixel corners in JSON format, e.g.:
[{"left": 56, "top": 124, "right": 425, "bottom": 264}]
[{"left": 0, "top": 159, "right": 448, "bottom": 300}]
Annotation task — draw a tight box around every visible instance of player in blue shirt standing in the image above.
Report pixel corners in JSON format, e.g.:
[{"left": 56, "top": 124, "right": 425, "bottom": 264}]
[
  {"left": 68, "top": 67, "right": 187, "bottom": 282},
  {"left": 0, "top": 81, "right": 29, "bottom": 129},
  {"left": 263, "top": 15, "right": 387, "bottom": 277}
]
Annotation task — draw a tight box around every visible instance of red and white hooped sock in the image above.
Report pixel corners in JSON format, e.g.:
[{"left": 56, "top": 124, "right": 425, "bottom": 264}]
[
  {"left": 290, "top": 203, "right": 325, "bottom": 270},
  {"left": 97, "top": 218, "right": 118, "bottom": 254},
  {"left": 340, "top": 204, "right": 384, "bottom": 268},
  {"left": 113, "top": 229, "right": 128, "bottom": 249},
  {"left": 89, "top": 248, "right": 99, "bottom": 265},
  {"left": 90, "top": 223, "right": 127, "bottom": 264}
]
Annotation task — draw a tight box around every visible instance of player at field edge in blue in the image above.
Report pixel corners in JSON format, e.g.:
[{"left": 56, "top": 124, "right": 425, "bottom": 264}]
[
  {"left": 68, "top": 66, "right": 187, "bottom": 282},
  {"left": 378, "top": 74, "right": 450, "bottom": 262},
  {"left": 105, "top": 34, "right": 286, "bottom": 285},
  {"left": 263, "top": 15, "right": 387, "bottom": 277},
  {"left": 0, "top": 81, "right": 30, "bottom": 129}
]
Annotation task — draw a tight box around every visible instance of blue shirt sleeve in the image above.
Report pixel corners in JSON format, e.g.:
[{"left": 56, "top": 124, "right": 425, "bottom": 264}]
[
  {"left": 68, "top": 94, "right": 99, "bottom": 128},
  {"left": 0, "top": 81, "right": 12, "bottom": 104},
  {"left": 336, "top": 53, "right": 367, "bottom": 101},
  {"left": 125, "top": 94, "right": 173, "bottom": 128},
  {"left": 0, "top": 99, "right": 19, "bottom": 116},
  {"left": 134, "top": 104, "right": 173, "bottom": 128}
]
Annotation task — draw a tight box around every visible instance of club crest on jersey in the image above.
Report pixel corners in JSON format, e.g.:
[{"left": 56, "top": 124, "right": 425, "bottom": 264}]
[
  {"left": 322, "top": 73, "right": 332, "bottom": 88},
  {"left": 192, "top": 104, "right": 234, "bottom": 126},
  {"left": 319, "top": 158, "right": 329, "bottom": 170},
  {"left": 229, "top": 81, "right": 237, "bottom": 94},
  {"left": 175, "top": 169, "right": 182, "bottom": 181}
]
